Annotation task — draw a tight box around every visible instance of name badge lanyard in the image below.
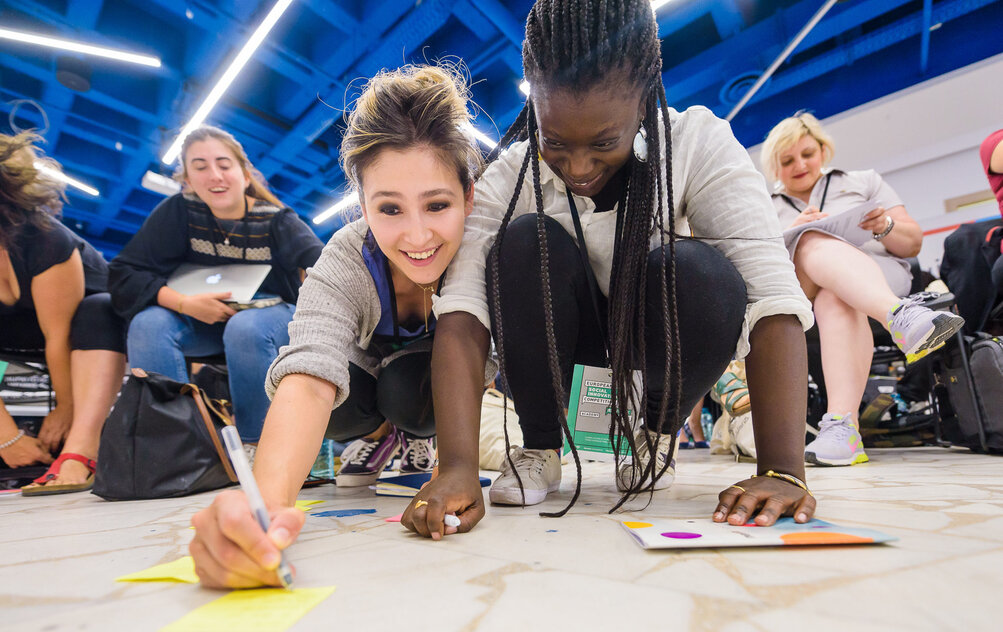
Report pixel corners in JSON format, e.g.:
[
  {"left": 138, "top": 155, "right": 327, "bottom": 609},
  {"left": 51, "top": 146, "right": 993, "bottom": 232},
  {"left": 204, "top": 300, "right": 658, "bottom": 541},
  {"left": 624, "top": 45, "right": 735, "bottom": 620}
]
[
  {"left": 783, "top": 171, "right": 832, "bottom": 215},
  {"left": 565, "top": 189, "right": 627, "bottom": 365}
]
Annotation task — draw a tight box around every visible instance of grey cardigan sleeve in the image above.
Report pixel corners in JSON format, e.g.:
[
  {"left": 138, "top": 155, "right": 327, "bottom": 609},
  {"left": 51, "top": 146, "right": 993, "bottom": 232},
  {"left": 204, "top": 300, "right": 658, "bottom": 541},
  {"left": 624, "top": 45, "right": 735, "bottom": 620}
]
[{"left": 265, "top": 221, "right": 380, "bottom": 409}]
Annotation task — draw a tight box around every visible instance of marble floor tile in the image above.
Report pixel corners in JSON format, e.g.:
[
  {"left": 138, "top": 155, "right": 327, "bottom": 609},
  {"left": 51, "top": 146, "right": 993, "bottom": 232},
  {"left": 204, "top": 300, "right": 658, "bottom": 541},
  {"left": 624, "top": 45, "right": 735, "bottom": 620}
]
[{"left": 1, "top": 447, "right": 1000, "bottom": 631}]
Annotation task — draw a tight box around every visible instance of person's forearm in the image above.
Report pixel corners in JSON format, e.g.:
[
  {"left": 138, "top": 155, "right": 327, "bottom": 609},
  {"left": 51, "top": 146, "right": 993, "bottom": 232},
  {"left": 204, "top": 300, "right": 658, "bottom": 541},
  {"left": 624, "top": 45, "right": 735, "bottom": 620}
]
[
  {"left": 880, "top": 223, "right": 923, "bottom": 259},
  {"left": 254, "top": 374, "right": 337, "bottom": 507},
  {"left": 44, "top": 337, "right": 73, "bottom": 412},
  {"left": 432, "top": 312, "right": 490, "bottom": 476},
  {"left": 744, "top": 314, "right": 808, "bottom": 479},
  {"left": 157, "top": 285, "right": 185, "bottom": 313},
  {"left": 0, "top": 401, "right": 20, "bottom": 438}
]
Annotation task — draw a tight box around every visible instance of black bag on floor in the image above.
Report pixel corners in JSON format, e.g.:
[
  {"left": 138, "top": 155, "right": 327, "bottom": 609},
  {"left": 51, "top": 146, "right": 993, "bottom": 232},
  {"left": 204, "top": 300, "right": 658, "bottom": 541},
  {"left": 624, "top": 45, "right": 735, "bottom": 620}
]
[
  {"left": 933, "top": 334, "right": 1003, "bottom": 453},
  {"left": 93, "top": 369, "right": 238, "bottom": 500}
]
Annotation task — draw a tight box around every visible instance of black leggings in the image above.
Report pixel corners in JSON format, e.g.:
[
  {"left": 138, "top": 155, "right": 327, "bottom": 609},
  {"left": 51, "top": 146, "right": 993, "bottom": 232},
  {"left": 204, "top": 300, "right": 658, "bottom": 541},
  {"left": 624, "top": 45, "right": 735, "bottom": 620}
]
[
  {"left": 325, "top": 351, "right": 435, "bottom": 442},
  {"left": 489, "top": 214, "right": 747, "bottom": 449},
  {"left": 0, "top": 292, "right": 126, "bottom": 355}
]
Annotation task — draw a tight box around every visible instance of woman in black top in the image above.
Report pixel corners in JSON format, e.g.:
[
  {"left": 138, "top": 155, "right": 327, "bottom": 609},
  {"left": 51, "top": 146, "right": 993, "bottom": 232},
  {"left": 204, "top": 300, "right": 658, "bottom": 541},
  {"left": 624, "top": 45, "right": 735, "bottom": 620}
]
[
  {"left": 108, "top": 126, "right": 323, "bottom": 444},
  {"left": 0, "top": 132, "right": 127, "bottom": 495}
]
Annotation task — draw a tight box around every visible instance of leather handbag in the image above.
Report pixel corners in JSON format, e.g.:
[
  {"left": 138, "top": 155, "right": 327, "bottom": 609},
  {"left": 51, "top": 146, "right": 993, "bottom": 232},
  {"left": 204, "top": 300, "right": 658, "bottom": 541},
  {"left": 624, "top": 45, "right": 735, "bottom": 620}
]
[{"left": 92, "top": 368, "right": 238, "bottom": 500}]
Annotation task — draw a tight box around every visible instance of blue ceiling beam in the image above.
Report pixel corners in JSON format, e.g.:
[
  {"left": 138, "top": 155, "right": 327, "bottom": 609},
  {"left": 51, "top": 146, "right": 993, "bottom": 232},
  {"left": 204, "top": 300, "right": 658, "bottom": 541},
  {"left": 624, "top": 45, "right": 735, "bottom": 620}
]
[
  {"left": 1, "top": 55, "right": 161, "bottom": 125},
  {"left": 453, "top": 1, "right": 499, "bottom": 41},
  {"left": 709, "top": 0, "right": 744, "bottom": 38},
  {"left": 470, "top": 0, "right": 524, "bottom": 47},
  {"left": 7, "top": 0, "right": 179, "bottom": 81},
  {"left": 255, "top": 1, "right": 418, "bottom": 177},
  {"left": 302, "top": 0, "right": 361, "bottom": 34},
  {"left": 656, "top": 0, "right": 717, "bottom": 38},
  {"left": 662, "top": 0, "right": 916, "bottom": 106},
  {"left": 258, "top": 0, "right": 460, "bottom": 193},
  {"left": 353, "top": 0, "right": 459, "bottom": 79},
  {"left": 921, "top": 0, "right": 933, "bottom": 73},
  {"left": 748, "top": 0, "right": 997, "bottom": 106}
]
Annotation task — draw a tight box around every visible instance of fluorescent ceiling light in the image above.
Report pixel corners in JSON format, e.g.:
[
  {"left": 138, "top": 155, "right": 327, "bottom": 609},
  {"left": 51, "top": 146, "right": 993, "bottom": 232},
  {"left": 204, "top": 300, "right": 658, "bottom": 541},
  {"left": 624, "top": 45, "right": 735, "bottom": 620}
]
[
  {"left": 465, "top": 124, "right": 496, "bottom": 149},
  {"left": 35, "top": 161, "right": 99, "bottom": 197},
  {"left": 161, "top": 0, "right": 295, "bottom": 165},
  {"left": 141, "top": 170, "right": 182, "bottom": 196},
  {"left": 314, "top": 126, "right": 496, "bottom": 225},
  {"left": 0, "top": 27, "right": 160, "bottom": 67},
  {"left": 519, "top": 80, "right": 531, "bottom": 96},
  {"left": 313, "top": 192, "right": 358, "bottom": 225}
]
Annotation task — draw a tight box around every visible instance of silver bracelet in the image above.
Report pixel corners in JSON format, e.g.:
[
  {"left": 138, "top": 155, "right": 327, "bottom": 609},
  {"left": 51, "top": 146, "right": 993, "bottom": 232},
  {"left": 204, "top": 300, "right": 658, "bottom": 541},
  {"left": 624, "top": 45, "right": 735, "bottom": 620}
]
[
  {"left": 873, "top": 215, "right": 895, "bottom": 241},
  {"left": 0, "top": 429, "right": 26, "bottom": 450}
]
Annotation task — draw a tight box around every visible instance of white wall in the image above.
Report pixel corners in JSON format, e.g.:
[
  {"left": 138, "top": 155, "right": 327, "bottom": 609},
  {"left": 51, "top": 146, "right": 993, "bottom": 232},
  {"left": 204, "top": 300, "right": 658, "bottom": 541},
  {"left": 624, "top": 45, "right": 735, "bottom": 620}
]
[{"left": 747, "top": 53, "right": 1003, "bottom": 273}]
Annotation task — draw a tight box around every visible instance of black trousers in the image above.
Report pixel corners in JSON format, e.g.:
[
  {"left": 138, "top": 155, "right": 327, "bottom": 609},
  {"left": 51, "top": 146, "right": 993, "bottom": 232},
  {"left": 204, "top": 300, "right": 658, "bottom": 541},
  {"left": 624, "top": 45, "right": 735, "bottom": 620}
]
[
  {"left": 489, "top": 214, "right": 746, "bottom": 449},
  {"left": 0, "top": 292, "right": 126, "bottom": 355},
  {"left": 325, "top": 351, "right": 435, "bottom": 442}
]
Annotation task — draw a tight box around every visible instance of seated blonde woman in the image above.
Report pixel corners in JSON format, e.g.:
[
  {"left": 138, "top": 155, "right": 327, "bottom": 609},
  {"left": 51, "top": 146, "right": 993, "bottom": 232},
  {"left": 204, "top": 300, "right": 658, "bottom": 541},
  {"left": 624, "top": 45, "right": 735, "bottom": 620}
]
[{"left": 761, "top": 112, "right": 963, "bottom": 467}]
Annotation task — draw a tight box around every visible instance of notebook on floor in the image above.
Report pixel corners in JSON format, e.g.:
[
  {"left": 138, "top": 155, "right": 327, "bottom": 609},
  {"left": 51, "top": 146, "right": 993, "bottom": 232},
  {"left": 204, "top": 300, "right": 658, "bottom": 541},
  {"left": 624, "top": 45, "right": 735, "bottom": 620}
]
[
  {"left": 621, "top": 517, "right": 896, "bottom": 549},
  {"left": 373, "top": 473, "right": 491, "bottom": 497}
]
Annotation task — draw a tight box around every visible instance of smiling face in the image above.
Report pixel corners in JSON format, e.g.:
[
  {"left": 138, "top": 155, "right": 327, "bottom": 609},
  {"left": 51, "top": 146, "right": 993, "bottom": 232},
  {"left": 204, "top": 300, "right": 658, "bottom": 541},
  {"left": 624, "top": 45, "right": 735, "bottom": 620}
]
[
  {"left": 777, "top": 134, "right": 826, "bottom": 198},
  {"left": 183, "top": 137, "right": 250, "bottom": 217},
  {"left": 533, "top": 84, "right": 644, "bottom": 198},
  {"left": 359, "top": 146, "right": 472, "bottom": 287}
]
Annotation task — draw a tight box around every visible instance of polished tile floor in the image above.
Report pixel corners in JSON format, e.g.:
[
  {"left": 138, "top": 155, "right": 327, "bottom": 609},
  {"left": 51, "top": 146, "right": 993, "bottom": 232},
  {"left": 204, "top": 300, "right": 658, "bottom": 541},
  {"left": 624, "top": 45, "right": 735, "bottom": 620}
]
[{"left": 1, "top": 447, "right": 1001, "bottom": 631}]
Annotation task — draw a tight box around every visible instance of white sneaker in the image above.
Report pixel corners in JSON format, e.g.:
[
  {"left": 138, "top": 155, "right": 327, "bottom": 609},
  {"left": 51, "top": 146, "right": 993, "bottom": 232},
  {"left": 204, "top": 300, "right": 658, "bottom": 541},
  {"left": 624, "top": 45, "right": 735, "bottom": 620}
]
[
  {"left": 489, "top": 446, "right": 562, "bottom": 506},
  {"left": 805, "top": 412, "right": 869, "bottom": 466},
  {"left": 616, "top": 428, "right": 678, "bottom": 492}
]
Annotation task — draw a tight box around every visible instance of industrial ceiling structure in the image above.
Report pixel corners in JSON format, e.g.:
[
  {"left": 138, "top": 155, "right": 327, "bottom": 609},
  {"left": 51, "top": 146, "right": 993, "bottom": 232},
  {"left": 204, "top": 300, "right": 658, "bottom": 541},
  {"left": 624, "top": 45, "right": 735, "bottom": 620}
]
[{"left": 1, "top": 0, "right": 1001, "bottom": 255}]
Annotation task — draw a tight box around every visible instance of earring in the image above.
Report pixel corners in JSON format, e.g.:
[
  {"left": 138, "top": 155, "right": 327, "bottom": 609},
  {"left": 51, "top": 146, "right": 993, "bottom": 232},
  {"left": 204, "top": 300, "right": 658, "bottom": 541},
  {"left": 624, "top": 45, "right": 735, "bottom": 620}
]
[{"left": 633, "top": 124, "right": 648, "bottom": 163}]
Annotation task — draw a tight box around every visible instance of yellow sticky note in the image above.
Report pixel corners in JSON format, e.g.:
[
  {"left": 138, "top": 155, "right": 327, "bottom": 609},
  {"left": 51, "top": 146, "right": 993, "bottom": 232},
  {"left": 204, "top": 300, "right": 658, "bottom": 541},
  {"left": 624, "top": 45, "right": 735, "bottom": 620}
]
[
  {"left": 294, "top": 499, "right": 324, "bottom": 512},
  {"left": 161, "top": 586, "right": 336, "bottom": 632},
  {"left": 116, "top": 556, "right": 199, "bottom": 583}
]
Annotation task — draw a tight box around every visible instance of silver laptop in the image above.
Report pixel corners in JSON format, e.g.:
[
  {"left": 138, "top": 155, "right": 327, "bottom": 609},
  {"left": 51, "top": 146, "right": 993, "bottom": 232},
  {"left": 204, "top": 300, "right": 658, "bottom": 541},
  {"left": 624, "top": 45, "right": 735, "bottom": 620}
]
[{"left": 167, "top": 263, "right": 272, "bottom": 305}]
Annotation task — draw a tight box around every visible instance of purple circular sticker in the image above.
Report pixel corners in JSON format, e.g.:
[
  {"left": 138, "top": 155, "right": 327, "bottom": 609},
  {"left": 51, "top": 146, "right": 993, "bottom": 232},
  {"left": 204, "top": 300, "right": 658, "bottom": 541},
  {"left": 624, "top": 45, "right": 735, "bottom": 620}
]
[{"left": 661, "top": 531, "right": 702, "bottom": 539}]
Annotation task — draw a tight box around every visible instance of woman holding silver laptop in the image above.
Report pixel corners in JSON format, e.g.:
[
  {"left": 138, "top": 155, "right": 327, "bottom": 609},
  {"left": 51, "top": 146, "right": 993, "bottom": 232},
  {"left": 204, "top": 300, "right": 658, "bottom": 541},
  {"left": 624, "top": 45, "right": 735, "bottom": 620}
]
[
  {"left": 762, "top": 112, "right": 962, "bottom": 466},
  {"left": 107, "top": 126, "right": 323, "bottom": 445}
]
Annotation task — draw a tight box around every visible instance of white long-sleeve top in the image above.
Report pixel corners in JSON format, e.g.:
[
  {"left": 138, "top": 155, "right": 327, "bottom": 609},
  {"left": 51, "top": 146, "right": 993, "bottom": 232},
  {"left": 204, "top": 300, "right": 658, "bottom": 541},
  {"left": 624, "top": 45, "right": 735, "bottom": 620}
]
[{"left": 434, "top": 106, "right": 813, "bottom": 359}]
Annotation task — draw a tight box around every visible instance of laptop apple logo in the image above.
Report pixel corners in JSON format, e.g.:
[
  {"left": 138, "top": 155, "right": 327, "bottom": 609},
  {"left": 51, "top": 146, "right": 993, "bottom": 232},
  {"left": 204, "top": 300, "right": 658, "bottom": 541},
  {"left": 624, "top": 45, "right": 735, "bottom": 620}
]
[{"left": 206, "top": 273, "right": 222, "bottom": 284}]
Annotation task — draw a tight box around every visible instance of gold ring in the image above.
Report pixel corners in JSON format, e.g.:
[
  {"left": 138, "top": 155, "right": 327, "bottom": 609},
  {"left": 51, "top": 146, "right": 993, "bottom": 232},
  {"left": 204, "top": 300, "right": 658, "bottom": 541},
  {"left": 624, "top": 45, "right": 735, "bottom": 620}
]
[
  {"left": 730, "top": 485, "right": 747, "bottom": 493},
  {"left": 414, "top": 500, "right": 429, "bottom": 509}
]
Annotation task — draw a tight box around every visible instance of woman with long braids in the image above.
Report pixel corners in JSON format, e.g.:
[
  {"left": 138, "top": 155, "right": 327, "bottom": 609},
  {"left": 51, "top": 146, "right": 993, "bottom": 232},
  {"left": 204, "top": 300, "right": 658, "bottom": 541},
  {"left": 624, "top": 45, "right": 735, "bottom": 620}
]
[{"left": 404, "top": 0, "right": 819, "bottom": 539}]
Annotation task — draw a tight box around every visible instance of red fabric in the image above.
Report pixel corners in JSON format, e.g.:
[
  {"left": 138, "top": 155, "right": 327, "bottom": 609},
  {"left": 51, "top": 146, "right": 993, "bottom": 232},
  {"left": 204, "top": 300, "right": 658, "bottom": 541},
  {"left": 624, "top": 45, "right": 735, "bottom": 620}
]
[
  {"left": 30, "top": 452, "right": 97, "bottom": 484},
  {"left": 981, "top": 129, "right": 1003, "bottom": 218}
]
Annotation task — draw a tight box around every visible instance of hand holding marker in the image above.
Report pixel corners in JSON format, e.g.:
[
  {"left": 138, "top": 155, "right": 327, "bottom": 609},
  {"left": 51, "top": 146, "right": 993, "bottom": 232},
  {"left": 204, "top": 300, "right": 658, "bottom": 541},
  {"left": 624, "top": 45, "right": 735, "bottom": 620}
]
[{"left": 221, "top": 426, "right": 295, "bottom": 588}]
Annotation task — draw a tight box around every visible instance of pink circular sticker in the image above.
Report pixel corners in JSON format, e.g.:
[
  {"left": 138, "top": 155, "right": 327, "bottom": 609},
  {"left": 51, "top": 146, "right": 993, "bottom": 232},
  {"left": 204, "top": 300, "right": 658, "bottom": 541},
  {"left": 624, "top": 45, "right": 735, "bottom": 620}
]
[{"left": 661, "top": 532, "right": 702, "bottom": 539}]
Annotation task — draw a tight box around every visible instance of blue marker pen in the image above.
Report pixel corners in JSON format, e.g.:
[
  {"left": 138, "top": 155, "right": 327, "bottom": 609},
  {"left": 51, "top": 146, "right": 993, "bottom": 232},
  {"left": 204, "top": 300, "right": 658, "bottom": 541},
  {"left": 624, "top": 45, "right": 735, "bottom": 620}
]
[{"left": 221, "top": 426, "right": 294, "bottom": 589}]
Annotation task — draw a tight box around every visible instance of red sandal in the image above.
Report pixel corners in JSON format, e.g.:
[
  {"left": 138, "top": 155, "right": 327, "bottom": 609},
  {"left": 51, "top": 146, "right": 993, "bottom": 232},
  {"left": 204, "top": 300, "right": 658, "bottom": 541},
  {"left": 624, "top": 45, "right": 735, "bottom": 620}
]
[{"left": 21, "top": 453, "right": 97, "bottom": 496}]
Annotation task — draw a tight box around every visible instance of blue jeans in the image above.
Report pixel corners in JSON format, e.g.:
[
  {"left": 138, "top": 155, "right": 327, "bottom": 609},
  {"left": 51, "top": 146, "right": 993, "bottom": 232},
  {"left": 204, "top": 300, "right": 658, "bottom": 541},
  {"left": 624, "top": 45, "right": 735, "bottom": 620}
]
[{"left": 127, "top": 303, "right": 295, "bottom": 442}]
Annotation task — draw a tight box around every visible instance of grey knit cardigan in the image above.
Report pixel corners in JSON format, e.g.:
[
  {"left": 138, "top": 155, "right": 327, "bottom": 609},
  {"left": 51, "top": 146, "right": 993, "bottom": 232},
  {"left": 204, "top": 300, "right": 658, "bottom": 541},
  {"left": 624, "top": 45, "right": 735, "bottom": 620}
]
[{"left": 265, "top": 218, "right": 494, "bottom": 411}]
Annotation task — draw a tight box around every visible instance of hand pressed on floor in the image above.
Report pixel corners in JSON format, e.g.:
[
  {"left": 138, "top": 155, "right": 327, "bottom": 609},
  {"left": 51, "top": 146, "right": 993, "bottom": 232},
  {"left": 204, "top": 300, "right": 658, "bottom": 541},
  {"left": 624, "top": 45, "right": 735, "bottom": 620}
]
[{"left": 713, "top": 475, "right": 816, "bottom": 526}]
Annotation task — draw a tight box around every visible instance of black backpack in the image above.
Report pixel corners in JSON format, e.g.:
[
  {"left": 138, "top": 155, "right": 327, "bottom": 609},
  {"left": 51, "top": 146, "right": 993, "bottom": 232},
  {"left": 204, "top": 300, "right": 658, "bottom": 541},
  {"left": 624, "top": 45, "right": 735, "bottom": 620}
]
[{"left": 933, "top": 334, "right": 1003, "bottom": 453}]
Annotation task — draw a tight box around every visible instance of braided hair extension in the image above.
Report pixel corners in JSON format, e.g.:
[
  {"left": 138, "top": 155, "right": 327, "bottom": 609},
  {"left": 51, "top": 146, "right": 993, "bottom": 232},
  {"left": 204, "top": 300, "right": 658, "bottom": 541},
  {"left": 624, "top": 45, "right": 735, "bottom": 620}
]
[{"left": 488, "top": 0, "right": 682, "bottom": 516}]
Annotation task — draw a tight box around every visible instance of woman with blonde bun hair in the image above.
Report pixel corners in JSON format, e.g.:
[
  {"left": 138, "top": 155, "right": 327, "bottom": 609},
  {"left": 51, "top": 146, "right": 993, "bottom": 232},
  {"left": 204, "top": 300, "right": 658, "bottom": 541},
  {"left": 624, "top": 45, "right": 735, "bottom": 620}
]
[
  {"left": 189, "top": 64, "right": 486, "bottom": 589},
  {"left": 763, "top": 111, "right": 962, "bottom": 467}
]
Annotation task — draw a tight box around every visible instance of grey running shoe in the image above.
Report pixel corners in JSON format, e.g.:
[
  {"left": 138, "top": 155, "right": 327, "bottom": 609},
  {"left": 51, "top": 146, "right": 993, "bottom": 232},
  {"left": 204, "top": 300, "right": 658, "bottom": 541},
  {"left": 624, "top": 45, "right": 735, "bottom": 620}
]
[
  {"left": 886, "top": 293, "right": 965, "bottom": 363},
  {"left": 805, "top": 412, "right": 869, "bottom": 466}
]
